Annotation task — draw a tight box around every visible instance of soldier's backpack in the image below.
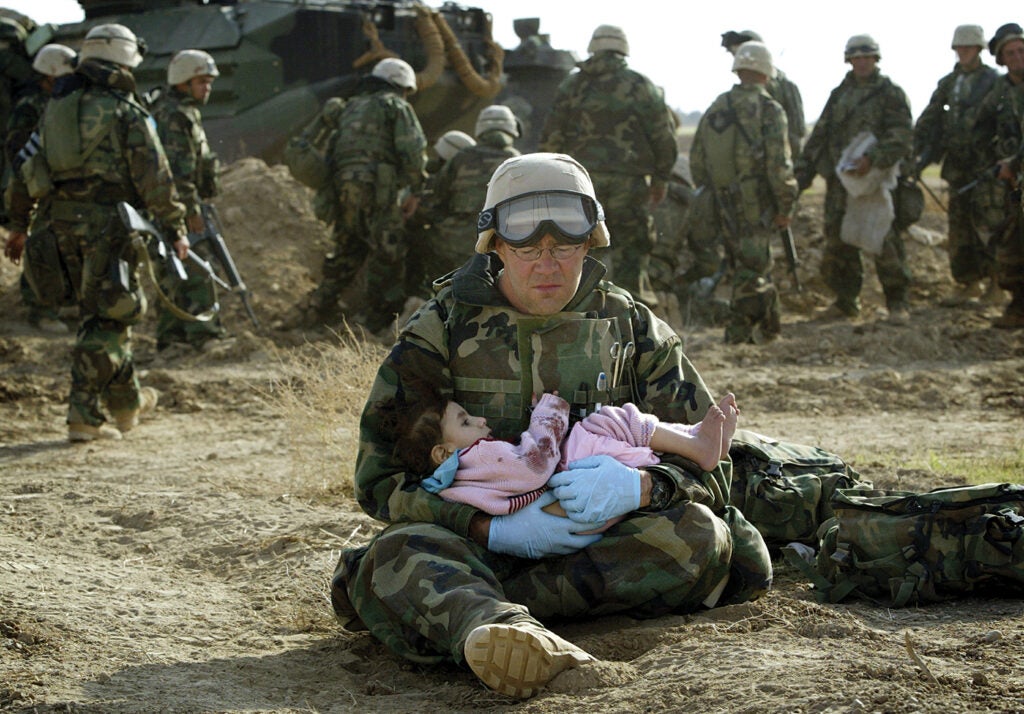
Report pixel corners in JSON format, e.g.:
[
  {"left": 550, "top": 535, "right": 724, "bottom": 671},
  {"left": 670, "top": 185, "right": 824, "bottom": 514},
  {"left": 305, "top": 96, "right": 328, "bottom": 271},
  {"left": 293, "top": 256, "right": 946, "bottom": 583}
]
[
  {"left": 786, "top": 483, "right": 1024, "bottom": 606},
  {"left": 728, "top": 429, "right": 870, "bottom": 549},
  {"left": 283, "top": 97, "right": 345, "bottom": 191}
]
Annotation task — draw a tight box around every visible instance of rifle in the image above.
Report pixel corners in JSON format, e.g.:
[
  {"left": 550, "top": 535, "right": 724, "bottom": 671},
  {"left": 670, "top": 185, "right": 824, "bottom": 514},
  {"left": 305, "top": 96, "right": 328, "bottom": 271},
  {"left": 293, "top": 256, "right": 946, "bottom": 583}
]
[
  {"left": 188, "top": 202, "right": 260, "bottom": 329},
  {"left": 779, "top": 226, "right": 802, "bottom": 293},
  {"left": 956, "top": 165, "right": 1001, "bottom": 196},
  {"left": 117, "top": 201, "right": 222, "bottom": 323}
]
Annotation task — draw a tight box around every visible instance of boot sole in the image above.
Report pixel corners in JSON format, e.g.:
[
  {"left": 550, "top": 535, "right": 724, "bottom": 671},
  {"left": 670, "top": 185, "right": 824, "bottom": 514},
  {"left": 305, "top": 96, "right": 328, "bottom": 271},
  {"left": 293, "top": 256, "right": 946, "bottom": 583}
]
[{"left": 464, "top": 624, "right": 591, "bottom": 698}]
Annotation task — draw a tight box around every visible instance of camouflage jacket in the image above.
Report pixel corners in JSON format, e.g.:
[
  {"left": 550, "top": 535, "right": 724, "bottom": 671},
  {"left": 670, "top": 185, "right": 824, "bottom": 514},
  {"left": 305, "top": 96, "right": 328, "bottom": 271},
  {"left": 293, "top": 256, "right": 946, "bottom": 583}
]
[
  {"left": 41, "top": 59, "right": 186, "bottom": 239},
  {"left": 354, "top": 253, "right": 728, "bottom": 536},
  {"left": 914, "top": 60, "right": 1000, "bottom": 184},
  {"left": 539, "top": 52, "right": 677, "bottom": 190},
  {"left": 3, "top": 83, "right": 45, "bottom": 232},
  {"left": 795, "top": 68, "right": 913, "bottom": 183},
  {"left": 329, "top": 81, "right": 426, "bottom": 192},
  {"left": 975, "top": 74, "right": 1024, "bottom": 173},
  {"left": 768, "top": 68, "right": 806, "bottom": 154},
  {"left": 428, "top": 130, "right": 518, "bottom": 217},
  {"left": 150, "top": 86, "right": 217, "bottom": 220},
  {"left": 691, "top": 83, "right": 797, "bottom": 229}
]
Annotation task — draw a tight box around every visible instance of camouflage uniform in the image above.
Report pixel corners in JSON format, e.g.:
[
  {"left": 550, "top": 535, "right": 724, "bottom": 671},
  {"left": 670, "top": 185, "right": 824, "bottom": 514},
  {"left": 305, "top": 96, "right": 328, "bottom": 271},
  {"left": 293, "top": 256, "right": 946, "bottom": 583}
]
[
  {"left": 539, "top": 52, "right": 677, "bottom": 303},
  {"left": 767, "top": 69, "right": 806, "bottom": 155},
  {"left": 422, "top": 129, "right": 519, "bottom": 284},
  {"left": 691, "top": 83, "right": 797, "bottom": 343},
  {"left": 40, "top": 58, "right": 186, "bottom": 427},
  {"left": 309, "top": 77, "right": 426, "bottom": 332},
  {"left": 0, "top": 22, "right": 33, "bottom": 224},
  {"left": 974, "top": 74, "right": 1024, "bottom": 317},
  {"left": 795, "top": 68, "right": 914, "bottom": 316},
  {"left": 149, "top": 85, "right": 224, "bottom": 349},
  {"left": 331, "top": 253, "right": 772, "bottom": 665},
  {"left": 915, "top": 58, "right": 1000, "bottom": 286}
]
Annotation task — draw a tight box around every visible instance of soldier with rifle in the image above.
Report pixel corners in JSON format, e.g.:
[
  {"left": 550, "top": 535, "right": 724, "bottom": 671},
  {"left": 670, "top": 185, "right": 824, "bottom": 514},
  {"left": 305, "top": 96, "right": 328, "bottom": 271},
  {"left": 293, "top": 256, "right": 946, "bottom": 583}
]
[{"left": 690, "top": 41, "right": 798, "bottom": 344}]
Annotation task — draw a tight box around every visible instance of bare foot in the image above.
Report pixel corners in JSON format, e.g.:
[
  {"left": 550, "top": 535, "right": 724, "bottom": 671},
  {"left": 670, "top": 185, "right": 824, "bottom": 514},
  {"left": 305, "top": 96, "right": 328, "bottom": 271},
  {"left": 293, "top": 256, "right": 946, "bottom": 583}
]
[
  {"left": 691, "top": 404, "right": 725, "bottom": 471},
  {"left": 719, "top": 393, "right": 739, "bottom": 455}
]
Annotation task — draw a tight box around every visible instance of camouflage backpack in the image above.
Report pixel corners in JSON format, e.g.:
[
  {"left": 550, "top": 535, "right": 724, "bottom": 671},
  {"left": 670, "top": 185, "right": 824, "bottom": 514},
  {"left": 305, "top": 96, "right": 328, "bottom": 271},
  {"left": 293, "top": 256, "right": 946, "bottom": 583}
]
[
  {"left": 728, "top": 429, "right": 869, "bottom": 548},
  {"left": 787, "top": 483, "right": 1024, "bottom": 607}
]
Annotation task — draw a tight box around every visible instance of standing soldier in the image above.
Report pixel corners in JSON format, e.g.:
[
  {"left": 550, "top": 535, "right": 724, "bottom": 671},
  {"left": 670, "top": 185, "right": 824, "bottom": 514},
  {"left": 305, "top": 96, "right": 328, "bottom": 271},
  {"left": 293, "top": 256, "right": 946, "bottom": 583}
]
[
  {"left": 34, "top": 24, "right": 188, "bottom": 441},
  {"left": 721, "top": 29, "right": 806, "bottom": 154},
  {"left": 0, "top": 15, "right": 33, "bottom": 225},
  {"left": 795, "top": 35, "right": 914, "bottom": 324},
  {"left": 292, "top": 57, "right": 427, "bottom": 334},
  {"left": 914, "top": 25, "right": 1000, "bottom": 307},
  {"left": 3, "top": 43, "right": 76, "bottom": 332},
  {"left": 974, "top": 23, "right": 1024, "bottom": 329},
  {"left": 424, "top": 105, "right": 520, "bottom": 281},
  {"left": 539, "top": 24, "right": 677, "bottom": 305},
  {"left": 691, "top": 42, "right": 798, "bottom": 344},
  {"left": 149, "top": 49, "right": 225, "bottom": 351}
]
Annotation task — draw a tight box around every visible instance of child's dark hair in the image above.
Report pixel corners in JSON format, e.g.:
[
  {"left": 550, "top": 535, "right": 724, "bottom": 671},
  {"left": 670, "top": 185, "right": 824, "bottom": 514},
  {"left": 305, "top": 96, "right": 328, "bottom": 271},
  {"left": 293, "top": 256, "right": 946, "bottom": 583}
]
[{"left": 376, "top": 387, "right": 450, "bottom": 476}]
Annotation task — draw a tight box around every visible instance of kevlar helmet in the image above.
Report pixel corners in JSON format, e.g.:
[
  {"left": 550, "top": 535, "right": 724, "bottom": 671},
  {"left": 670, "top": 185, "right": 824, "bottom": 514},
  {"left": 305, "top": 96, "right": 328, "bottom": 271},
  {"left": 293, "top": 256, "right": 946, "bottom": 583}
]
[
  {"left": 732, "top": 41, "right": 776, "bottom": 78},
  {"left": 434, "top": 130, "right": 475, "bottom": 161},
  {"left": 588, "top": 25, "right": 629, "bottom": 56},
  {"left": 476, "top": 152, "right": 609, "bottom": 253},
  {"left": 990, "top": 23, "right": 1024, "bottom": 65},
  {"left": 168, "top": 49, "right": 219, "bottom": 85},
  {"left": 32, "top": 44, "right": 76, "bottom": 78},
  {"left": 80, "top": 24, "right": 145, "bottom": 68},
  {"left": 474, "top": 104, "right": 521, "bottom": 139},
  {"left": 951, "top": 24, "right": 985, "bottom": 48},
  {"left": 371, "top": 57, "right": 417, "bottom": 92},
  {"left": 22, "top": 229, "right": 75, "bottom": 309},
  {"left": 845, "top": 34, "right": 880, "bottom": 60}
]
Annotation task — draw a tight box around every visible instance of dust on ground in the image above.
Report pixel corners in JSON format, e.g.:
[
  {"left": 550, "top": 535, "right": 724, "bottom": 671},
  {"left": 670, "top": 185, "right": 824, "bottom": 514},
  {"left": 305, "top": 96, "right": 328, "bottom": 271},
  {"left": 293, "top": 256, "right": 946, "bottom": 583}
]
[{"left": 2, "top": 159, "right": 1023, "bottom": 713}]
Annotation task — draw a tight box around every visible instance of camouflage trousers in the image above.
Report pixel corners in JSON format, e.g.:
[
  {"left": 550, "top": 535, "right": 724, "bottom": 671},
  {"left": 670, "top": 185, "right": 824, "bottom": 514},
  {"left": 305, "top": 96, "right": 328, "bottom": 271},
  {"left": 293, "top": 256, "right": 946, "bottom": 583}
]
[
  {"left": 823, "top": 179, "right": 911, "bottom": 311},
  {"left": 18, "top": 272, "right": 62, "bottom": 324},
  {"left": 154, "top": 239, "right": 224, "bottom": 349},
  {"left": 69, "top": 316, "right": 141, "bottom": 426},
  {"left": 590, "top": 172, "right": 657, "bottom": 304},
  {"left": 723, "top": 226, "right": 779, "bottom": 344},
  {"left": 335, "top": 503, "right": 771, "bottom": 664},
  {"left": 946, "top": 186, "right": 995, "bottom": 285},
  {"left": 994, "top": 197, "right": 1024, "bottom": 295},
  {"left": 312, "top": 180, "right": 408, "bottom": 331}
]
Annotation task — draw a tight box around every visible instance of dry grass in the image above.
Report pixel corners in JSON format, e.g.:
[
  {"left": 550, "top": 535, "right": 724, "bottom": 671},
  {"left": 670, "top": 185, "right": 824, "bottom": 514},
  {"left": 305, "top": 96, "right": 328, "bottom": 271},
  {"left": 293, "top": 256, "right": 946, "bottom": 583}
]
[{"left": 261, "top": 326, "right": 388, "bottom": 500}]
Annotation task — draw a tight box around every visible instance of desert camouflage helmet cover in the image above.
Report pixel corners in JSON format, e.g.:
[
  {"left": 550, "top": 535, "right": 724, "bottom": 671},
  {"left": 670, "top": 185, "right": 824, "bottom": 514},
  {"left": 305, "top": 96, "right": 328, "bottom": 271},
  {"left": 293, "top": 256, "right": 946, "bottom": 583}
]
[
  {"left": 372, "top": 57, "right": 417, "bottom": 92},
  {"left": 475, "top": 152, "right": 610, "bottom": 253},
  {"left": 80, "top": 23, "right": 145, "bottom": 68},
  {"left": 844, "top": 34, "right": 880, "bottom": 60},
  {"left": 474, "top": 104, "right": 521, "bottom": 139},
  {"left": 732, "top": 41, "right": 776, "bottom": 78},
  {"left": 951, "top": 24, "right": 985, "bottom": 48},
  {"left": 32, "top": 44, "right": 76, "bottom": 77},
  {"left": 434, "top": 130, "right": 475, "bottom": 161},
  {"left": 168, "top": 49, "right": 219, "bottom": 85},
  {"left": 588, "top": 25, "right": 629, "bottom": 56}
]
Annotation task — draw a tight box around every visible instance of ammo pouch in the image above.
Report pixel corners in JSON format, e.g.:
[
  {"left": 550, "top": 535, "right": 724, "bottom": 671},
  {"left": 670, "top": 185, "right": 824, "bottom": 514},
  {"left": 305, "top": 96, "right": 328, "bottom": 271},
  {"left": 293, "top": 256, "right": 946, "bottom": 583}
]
[
  {"left": 788, "top": 483, "right": 1024, "bottom": 607},
  {"left": 729, "top": 429, "right": 869, "bottom": 548},
  {"left": 22, "top": 227, "right": 75, "bottom": 308},
  {"left": 283, "top": 135, "right": 329, "bottom": 190},
  {"left": 20, "top": 150, "right": 53, "bottom": 199},
  {"left": 892, "top": 176, "right": 924, "bottom": 232}
]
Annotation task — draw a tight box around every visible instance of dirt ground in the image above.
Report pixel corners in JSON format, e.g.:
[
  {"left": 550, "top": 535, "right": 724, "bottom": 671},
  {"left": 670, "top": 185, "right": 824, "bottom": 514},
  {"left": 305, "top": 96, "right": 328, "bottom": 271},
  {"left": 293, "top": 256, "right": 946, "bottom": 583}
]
[{"left": 2, "top": 159, "right": 1023, "bottom": 713}]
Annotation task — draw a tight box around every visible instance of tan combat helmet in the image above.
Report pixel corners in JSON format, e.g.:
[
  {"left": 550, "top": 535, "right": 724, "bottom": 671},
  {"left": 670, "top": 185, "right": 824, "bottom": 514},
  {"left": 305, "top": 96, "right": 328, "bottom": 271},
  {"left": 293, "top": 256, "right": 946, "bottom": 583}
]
[
  {"left": 732, "top": 40, "right": 776, "bottom": 78},
  {"left": 168, "top": 49, "right": 219, "bottom": 85},
  {"left": 474, "top": 104, "right": 521, "bottom": 139},
  {"left": 434, "top": 130, "right": 475, "bottom": 161},
  {"left": 32, "top": 44, "right": 76, "bottom": 78},
  {"left": 588, "top": 25, "right": 629, "bottom": 56},
  {"left": 951, "top": 24, "right": 985, "bottom": 48},
  {"left": 476, "top": 152, "right": 610, "bottom": 253},
  {"left": 844, "top": 34, "right": 880, "bottom": 61},
  {"left": 80, "top": 24, "right": 145, "bottom": 68},
  {"left": 372, "top": 57, "right": 417, "bottom": 92}
]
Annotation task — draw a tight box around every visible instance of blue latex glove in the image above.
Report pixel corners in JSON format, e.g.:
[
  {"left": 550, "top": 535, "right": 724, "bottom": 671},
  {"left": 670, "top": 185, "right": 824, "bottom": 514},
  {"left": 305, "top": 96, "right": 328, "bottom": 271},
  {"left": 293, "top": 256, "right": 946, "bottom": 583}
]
[
  {"left": 548, "top": 454, "right": 642, "bottom": 523},
  {"left": 488, "top": 491, "right": 604, "bottom": 559}
]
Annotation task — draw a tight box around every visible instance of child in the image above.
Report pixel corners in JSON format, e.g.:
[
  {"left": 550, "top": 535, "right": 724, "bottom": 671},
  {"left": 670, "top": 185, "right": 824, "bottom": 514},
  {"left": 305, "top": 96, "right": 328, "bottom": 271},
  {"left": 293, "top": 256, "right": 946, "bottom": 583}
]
[{"left": 380, "top": 390, "right": 739, "bottom": 521}]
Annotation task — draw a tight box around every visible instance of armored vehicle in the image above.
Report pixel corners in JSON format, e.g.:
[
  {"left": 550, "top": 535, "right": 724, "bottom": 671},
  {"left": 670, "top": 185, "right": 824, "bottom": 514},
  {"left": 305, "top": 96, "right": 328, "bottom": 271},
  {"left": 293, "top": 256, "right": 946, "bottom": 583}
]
[{"left": 29, "top": 0, "right": 576, "bottom": 161}]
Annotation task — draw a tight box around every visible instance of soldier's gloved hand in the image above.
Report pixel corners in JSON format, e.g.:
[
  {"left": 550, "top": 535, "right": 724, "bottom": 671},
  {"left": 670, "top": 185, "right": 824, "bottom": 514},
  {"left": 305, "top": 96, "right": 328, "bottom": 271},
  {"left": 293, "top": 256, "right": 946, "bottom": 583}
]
[
  {"left": 487, "top": 491, "right": 604, "bottom": 559},
  {"left": 549, "top": 455, "right": 642, "bottom": 523}
]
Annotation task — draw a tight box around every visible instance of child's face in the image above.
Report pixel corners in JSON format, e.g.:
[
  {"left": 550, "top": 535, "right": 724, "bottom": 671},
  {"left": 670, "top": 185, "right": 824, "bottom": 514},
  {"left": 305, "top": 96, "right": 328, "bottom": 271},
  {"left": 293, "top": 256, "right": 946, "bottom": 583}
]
[{"left": 440, "top": 401, "right": 491, "bottom": 449}]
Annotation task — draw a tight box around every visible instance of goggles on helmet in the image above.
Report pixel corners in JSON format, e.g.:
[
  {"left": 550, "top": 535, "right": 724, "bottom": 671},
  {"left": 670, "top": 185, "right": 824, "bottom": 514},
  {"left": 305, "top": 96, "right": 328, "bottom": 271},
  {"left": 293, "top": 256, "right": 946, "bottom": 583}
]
[
  {"left": 477, "top": 190, "right": 604, "bottom": 246},
  {"left": 845, "top": 44, "right": 878, "bottom": 56}
]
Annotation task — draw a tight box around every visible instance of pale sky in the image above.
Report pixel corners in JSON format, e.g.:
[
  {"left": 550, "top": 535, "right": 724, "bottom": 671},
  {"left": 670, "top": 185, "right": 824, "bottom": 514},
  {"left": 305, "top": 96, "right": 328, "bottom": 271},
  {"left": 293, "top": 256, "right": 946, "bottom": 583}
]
[{"left": 8, "top": 0, "right": 1018, "bottom": 122}]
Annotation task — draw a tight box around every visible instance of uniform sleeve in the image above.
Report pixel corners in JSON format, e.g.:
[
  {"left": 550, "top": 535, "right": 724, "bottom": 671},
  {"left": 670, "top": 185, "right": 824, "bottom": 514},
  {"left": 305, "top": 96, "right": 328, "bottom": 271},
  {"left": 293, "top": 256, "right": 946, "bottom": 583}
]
[
  {"left": 538, "top": 76, "right": 575, "bottom": 152},
  {"left": 913, "top": 73, "right": 952, "bottom": 163},
  {"left": 393, "top": 100, "right": 427, "bottom": 191},
  {"left": 763, "top": 100, "right": 798, "bottom": 217},
  {"left": 123, "top": 106, "right": 187, "bottom": 240},
  {"left": 689, "top": 115, "right": 710, "bottom": 187},
  {"left": 156, "top": 108, "right": 202, "bottom": 219},
  {"left": 638, "top": 81, "right": 678, "bottom": 187},
  {"left": 865, "top": 82, "right": 913, "bottom": 170}
]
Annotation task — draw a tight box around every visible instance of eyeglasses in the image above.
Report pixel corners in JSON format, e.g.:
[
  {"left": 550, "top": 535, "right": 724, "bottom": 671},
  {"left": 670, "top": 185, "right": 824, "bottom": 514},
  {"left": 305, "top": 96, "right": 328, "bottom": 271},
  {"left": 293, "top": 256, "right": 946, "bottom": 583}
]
[
  {"left": 505, "top": 243, "right": 585, "bottom": 262},
  {"left": 478, "top": 190, "right": 603, "bottom": 246}
]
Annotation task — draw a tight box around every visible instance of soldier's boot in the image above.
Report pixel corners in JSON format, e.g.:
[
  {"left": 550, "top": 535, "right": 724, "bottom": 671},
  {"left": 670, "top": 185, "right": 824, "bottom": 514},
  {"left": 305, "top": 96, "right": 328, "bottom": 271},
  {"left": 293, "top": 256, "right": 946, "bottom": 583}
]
[
  {"left": 939, "top": 281, "right": 983, "bottom": 308},
  {"left": 464, "top": 621, "right": 596, "bottom": 699},
  {"left": 68, "top": 422, "right": 123, "bottom": 443},
  {"left": 992, "top": 292, "right": 1024, "bottom": 329},
  {"left": 110, "top": 387, "right": 159, "bottom": 433},
  {"left": 886, "top": 301, "right": 911, "bottom": 326},
  {"left": 821, "top": 297, "right": 861, "bottom": 320},
  {"left": 981, "top": 273, "right": 1007, "bottom": 307}
]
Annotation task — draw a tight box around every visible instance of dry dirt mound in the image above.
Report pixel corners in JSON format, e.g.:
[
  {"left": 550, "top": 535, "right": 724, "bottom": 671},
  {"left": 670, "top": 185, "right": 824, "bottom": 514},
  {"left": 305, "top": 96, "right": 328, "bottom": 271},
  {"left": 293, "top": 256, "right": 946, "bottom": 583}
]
[{"left": 1, "top": 160, "right": 1023, "bottom": 713}]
